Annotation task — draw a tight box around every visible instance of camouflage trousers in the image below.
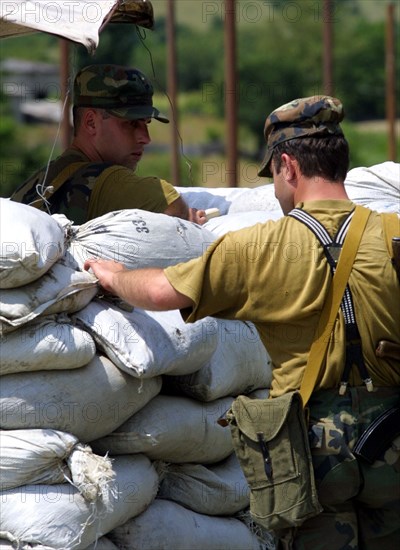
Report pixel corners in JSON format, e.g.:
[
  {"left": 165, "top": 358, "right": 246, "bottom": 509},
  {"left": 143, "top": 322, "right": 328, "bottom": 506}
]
[{"left": 276, "top": 387, "right": 400, "bottom": 550}]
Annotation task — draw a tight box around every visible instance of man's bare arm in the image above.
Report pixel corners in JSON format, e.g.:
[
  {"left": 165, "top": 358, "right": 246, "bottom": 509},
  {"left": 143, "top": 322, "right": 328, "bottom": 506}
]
[
  {"left": 84, "top": 258, "right": 193, "bottom": 311},
  {"left": 164, "top": 196, "right": 206, "bottom": 225}
]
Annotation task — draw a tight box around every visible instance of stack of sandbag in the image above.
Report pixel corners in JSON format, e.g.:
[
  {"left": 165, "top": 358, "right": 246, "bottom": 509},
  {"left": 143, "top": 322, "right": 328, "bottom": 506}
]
[
  {"left": 344, "top": 161, "right": 400, "bottom": 214},
  {"left": 178, "top": 161, "right": 400, "bottom": 238},
  {"left": 1, "top": 199, "right": 274, "bottom": 549},
  {"left": 0, "top": 200, "right": 164, "bottom": 548}
]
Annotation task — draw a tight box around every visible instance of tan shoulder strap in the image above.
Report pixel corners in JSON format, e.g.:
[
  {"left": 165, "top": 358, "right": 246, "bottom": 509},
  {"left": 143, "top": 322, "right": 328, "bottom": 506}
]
[
  {"left": 381, "top": 212, "right": 400, "bottom": 256},
  {"left": 11, "top": 161, "right": 88, "bottom": 211},
  {"left": 299, "top": 205, "right": 371, "bottom": 407}
]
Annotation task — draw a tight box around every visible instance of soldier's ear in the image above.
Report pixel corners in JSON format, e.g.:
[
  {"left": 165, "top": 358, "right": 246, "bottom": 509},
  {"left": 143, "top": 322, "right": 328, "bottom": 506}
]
[
  {"left": 281, "top": 154, "right": 298, "bottom": 183},
  {"left": 83, "top": 109, "right": 97, "bottom": 132}
]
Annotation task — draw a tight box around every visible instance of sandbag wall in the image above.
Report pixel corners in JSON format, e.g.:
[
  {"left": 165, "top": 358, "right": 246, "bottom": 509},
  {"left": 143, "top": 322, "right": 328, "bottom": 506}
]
[
  {"left": 3, "top": 160, "right": 396, "bottom": 548},
  {"left": 0, "top": 199, "right": 275, "bottom": 550}
]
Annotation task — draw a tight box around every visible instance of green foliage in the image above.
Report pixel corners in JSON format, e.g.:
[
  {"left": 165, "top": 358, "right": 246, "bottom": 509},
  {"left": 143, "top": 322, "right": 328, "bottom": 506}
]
[
  {"left": 0, "top": 93, "right": 53, "bottom": 198},
  {"left": 0, "top": 34, "right": 58, "bottom": 62},
  {"left": 0, "top": 0, "right": 396, "bottom": 196}
]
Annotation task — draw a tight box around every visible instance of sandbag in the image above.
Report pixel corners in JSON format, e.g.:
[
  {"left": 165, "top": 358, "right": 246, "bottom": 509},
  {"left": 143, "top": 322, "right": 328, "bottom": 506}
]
[
  {"left": 73, "top": 299, "right": 218, "bottom": 378},
  {"left": 158, "top": 452, "right": 250, "bottom": 516},
  {"left": 0, "top": 537, "right": 118, "bottom": 550},
  {"left": 0, "top": 354, "right": 162, "bottom": 442},
  {"left": 168, "top": 320, "right": 272, "bottom": 401},
  {"left": 205, "top": 210, "right": 282, "bottom": 237},
  {"left": 344, "top": 161, "right": 400, "bottom": 213},
  {"left": 0, "top": 199, "right": 67, "bottom": 289},
  {"left": 84, "top": 538, "right": 119, "bottom": 550},
  {"left": 66, "top": 209, "right": 216, "bottom": 271},
  {"left": 108, "top": 499, "right": 264, "bottom": 550},
  {"left": 0, "top": 542, "right": 55, "bottom": 549},
  {"left": 0, "top": 314, "right": 96, "bottom": 375},
  {"left": 91, "top": 395, "right": 234, "bottom": 463},
  {"left": 228, "top": 185, "right": 282, "bottom": 214},
  {"left": 0, "top": 258, "right": 98, "bottom": 335},
  {"left": 0, "top": 428, "right": 114, "bottom": 501},
  {"left": 0, "top": 454, "right": 159, "bottom": 550},
  {"left": 176, "top": 186, "right": 249, "bottom": 215}
]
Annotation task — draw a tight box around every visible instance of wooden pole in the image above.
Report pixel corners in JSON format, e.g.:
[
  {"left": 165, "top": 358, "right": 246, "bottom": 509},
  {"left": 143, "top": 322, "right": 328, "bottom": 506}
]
[
  {"left": 323, "top": 0, "right": 334, "bottom": 96},
  {"left": 60, "top": 39, "right": 72, "bottom": 149},
  {"left": 224, "top": 0, "right": 237, "bottom": 187},
  {"left": 385, "top": 3, "right": 397, "bottom": 161},
  {"left": 167, "top": 0, "right": 180, "bottom": 184}
]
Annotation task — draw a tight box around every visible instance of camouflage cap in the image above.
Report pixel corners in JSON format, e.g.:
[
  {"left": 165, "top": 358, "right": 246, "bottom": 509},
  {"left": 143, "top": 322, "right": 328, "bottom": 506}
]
[
  {"left": 73, "top": 64, "right": 169, "bottom": 123},
  {"left": 258, "top": 95, "right": 344, "bottom": 177}
]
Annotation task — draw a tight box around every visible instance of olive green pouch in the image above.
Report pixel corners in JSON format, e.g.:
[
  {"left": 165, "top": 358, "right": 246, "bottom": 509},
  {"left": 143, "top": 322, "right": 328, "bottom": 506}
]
[{"left": 225, "top": 391, "right": 322, "bottom": 531}]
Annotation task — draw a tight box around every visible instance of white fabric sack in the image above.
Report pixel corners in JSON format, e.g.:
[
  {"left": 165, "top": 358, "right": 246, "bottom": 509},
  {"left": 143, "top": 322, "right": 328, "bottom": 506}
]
[
  {"left": 158, "top": 452, "right": 249, "bottom": 516},
  {"left": 108, "top": 499, "right": 264, "bottom": 550},
  {"left": 205, "top": 210, "right": 282, "bottom": 237},
  {"left": 84, "top": 538, "right": 119, "bottom": 550},
  {"left": 0, "top": 354, "right": 162, "bottom": 442},
  {"left": 0, "top": 454, "right": 159, "bottom": 550},
  {"left": 0, "top": 542, "right": 55, "bottom": 550},
  {"left": 344, "top": 162, "right": 400, "bottom": 213},
  {"left": 0, "top": 258, "right": 98, "bottom": 335},
  {"left": 0, "top": 429, "right": 114, "bottom": 501},
  {"left": 91, "top": 395, "right": 234, "bottom": 464},
  {"left": 0, "top": 314, "right": 96, "bottom": 375},
  {"left": 66, "top": 209, "right": 216, "bottom": 271},
  {"left": 229, "top": 185, "right": 282, "bottom": 214},
  {"left": 0, "top": 537, "right": 118, "bottom": 550},
  {"left": 0, "top": 199, "right": 67, "bottom": 289},
  {"left": 73, "top": 299, "right": 218, "bottom": 378},
  {"left": 176, "top": 186, "right": 250, "bottom": 215},
  {"left": 169, "top": 320, "right": 273, "bottom": 401}
]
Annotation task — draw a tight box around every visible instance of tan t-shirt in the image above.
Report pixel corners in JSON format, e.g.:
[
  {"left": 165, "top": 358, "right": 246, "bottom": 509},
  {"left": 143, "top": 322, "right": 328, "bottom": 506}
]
[
  {"left": 165, "top": 200, "right": 400, "bottom": 397},
  {"left": 10, "top": 148, "right": 180, "bottom": 224}
]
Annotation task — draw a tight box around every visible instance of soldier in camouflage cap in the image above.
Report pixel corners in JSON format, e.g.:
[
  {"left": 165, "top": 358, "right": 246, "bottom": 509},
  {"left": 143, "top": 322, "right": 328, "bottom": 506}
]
[
  {"left": 11, "top": 64, "right": 206, "bottom": 225},
  {"left": 258, "top": 95, "right": 344, "bottom": 177},
  {"left": 86, "top": 94, "right": 400, "bottom": 550},
  {"left": 73, "top": 64, "right": 169, "bottom": 123}
]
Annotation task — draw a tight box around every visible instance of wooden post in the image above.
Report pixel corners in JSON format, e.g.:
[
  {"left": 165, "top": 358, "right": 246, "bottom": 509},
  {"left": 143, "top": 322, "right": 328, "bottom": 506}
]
[
  {"left": 323, "top": 0, "right": 334, "bottom": 96},
  {"left": 224, "top": 0, "right": 237, "bottom": 187},
  {"left": 167, "top": 0, "right": 180, "bottom": 184},
  {"left": 60, "top": 39, "right": 72, "bottom": 149},
  {"left": 386, "top": 3, "right": 397, "bottom": 161}
]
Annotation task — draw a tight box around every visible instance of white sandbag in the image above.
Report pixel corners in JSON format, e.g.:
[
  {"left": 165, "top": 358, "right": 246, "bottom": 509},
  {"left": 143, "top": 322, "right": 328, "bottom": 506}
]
[
  {"left": 0, "top": 314, "right": 96, "bottom": 375},
  {"left": 84, "top": 538, "right": 119, "bottom": 550},
  {"left": 0, "top": 454, "right": 159, "bottom": 550},
  {"left": 0, "top": 199, "right": 67, "bottom": 289},
  {"left": 0, "top": 258, "right": 98, "bottom": 335},
  {"left": 108, "top": 499, "right": 264, "bottom": 550},
  {"left": 169, "top": 320, "right": 273, "bottom": 401},
  {"left": 91, "top": 395, "right": 234, "bottom": 464},
  {"left": 0, "top": 542, "right": 55, "bottom": 549},
  {"left": 0, "top": 428, "right": 114, "bottom": 501},
  {"left": 228, "top": 185, "right": 282, "bottom": 214},
  {"left": 73, "top": 299, "right": 218, "bottom": 378},
  {"left": 0, "top": 354, "right": 162, "bottom": 442},
  {"left": 0, "top": 538, "right": 117, "bottom": 550},
  {"left": 205, "top": 210, "right": 282, "bottom": 237},
  {"left": 66, "top": 209, "right": 216, "bottom": 271},
  {"left": 158, "top": 452, "right": 249, "bottom": 516},
  {"left": 344, "top": 162, "right": 400, "bottom": 213},
  {"left": 176, "top": 186, "right": 249, "bottom": 215}
]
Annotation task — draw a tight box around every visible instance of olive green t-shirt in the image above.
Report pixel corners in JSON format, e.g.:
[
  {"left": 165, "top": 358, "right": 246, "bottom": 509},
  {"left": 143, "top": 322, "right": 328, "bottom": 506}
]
[
  {"left": 10, "top": 148, "right": 180, "bottom": 225},
  {"left": 165, "top": 200, "right": 400, "bottom": 397}
]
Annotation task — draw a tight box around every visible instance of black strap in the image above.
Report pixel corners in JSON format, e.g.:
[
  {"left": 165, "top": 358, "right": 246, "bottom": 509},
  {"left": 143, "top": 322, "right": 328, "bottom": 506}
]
[{"left": 289, "top": 208, "right": 373, "bottom": 393}]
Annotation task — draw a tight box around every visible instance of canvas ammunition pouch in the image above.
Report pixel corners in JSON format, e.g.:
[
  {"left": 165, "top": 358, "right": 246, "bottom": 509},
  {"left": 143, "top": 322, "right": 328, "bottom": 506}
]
[{"left": 223, "top": 391, "right": 322, "bottom": 530}]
